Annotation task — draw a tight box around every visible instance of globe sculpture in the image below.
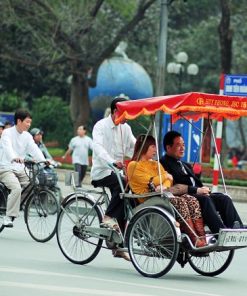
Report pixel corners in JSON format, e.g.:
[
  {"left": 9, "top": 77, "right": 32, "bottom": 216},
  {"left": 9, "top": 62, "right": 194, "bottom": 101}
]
[{"left": 89, "top": 56, "right": 153, "bottom": 122}]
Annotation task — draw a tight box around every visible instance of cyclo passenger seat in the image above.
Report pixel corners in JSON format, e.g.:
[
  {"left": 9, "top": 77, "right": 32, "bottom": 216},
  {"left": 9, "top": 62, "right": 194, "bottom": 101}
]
[{"left": 121, "top": 191, "right": 175, "bottom": 217}]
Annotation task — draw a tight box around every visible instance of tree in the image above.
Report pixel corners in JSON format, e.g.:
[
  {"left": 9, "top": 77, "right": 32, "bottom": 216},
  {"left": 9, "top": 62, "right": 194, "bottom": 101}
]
[
  {"left": 218, "top": 0, "right": 232, "bottom": 74},
  {"left": 0, "top": 0, "right": 156, "bottom": 130},
  {"left": 31, "top": 96, "right": 73, "bottom": 147}
]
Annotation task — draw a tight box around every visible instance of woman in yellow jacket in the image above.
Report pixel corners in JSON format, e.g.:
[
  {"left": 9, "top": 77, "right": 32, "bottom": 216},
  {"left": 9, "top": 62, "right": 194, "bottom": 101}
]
[{"left": 127, "top": 134, "right": 207, "bottom": 248}]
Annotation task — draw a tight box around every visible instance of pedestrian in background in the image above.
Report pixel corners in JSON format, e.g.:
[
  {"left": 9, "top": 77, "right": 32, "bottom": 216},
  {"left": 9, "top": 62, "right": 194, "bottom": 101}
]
[
  {"left": 4, "top": 121, "right": 12, "bottom": 129},
  {"left": 62, "top": 125, "right": 93, "bottom": 186},
  {"left": 30, "top": 128, "right": 53, "bottom": 160}
]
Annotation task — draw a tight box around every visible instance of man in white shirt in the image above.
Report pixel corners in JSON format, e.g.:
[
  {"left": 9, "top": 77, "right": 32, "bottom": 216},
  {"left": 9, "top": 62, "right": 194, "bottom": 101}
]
[
  {"left": 63, "top": 126, "right": 93, "bottom": 186},
  {"left": 91, "top": 97, "right": 136, "bottom": 261},
  {"left": 0, "top": 109, "right": 46, "bottom": 227}
]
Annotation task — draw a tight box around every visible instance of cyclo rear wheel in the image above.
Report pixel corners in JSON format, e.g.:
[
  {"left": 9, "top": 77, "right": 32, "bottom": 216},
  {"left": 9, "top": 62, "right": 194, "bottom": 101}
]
[
  {"left": 126, "top": 207, "right": 179, "bottom": 278},
  {"left": 188, "top": 249, "right": 235, "bottom": 276},
  {"left": 56, "top": 194, "right": 103, "bottom": 265},
  {"left": 25, "top": 189, "right": 59, "bottom": 242}
]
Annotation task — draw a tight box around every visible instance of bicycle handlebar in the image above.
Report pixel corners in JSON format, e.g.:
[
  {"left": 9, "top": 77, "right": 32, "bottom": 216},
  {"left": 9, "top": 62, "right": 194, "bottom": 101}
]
[{"left": 108, "top": 163, "right": 125, "bottom": 193}]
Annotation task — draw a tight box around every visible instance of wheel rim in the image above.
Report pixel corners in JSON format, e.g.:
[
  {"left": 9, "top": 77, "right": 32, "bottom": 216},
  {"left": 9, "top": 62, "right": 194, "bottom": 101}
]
[
  {"left": 188, "top": 249, "right": 234, "bottom": 276},
  {"left": 128, "top": 209, "right": 178, "bottom": 277},
  {"left": 26, "top": 190, "right": 59, "bottom": 242},
  {"left": 56, "top": 197, "right": 103, "bottom": 264},
  {"left": 0, "top": 193, "right": 7, "bottom": 233}
]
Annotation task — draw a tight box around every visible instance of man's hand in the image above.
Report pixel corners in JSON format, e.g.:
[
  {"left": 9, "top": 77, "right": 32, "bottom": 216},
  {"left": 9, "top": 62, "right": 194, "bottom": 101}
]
[
  {"left": 197, "top": 186, "right": 211, "bottom": 196},
  {"left": 44, "top": 160, "right": 51, "bottom": 167},
  {"left": 12, "top": 157, "right": 24, "bottom": 163},
  {"left": 114, "top": 161, "right": 124, "bottom": 169}
]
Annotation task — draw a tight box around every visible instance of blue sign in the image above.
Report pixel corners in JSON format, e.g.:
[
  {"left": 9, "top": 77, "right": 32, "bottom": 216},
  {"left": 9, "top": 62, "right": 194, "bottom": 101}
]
[
  {"left": 224, "top": 74, "right": 247, "bottom": 96},
  {"left": 0, "top": 112, "right": 14, "bottom": 126},
  {"left": 161, "top": 114, "right": 203, "bottom": 163}
]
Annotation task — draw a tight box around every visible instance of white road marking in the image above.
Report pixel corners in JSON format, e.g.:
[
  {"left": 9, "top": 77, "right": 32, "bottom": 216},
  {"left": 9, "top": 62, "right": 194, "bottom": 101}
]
[
  {"left": 0, "top": 266, "right": 223, "bottom": 296},
  {"left": 0, "top": 281, "right": 151, "bottom": 296}
]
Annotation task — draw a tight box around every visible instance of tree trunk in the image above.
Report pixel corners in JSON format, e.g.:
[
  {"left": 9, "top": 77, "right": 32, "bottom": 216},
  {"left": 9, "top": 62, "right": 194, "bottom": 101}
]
[
  {"left": 218, "top": 0, "right": 232, "bottom": 166},
  {"left": 70, "top": 73, "right": 91, "bottom": 133},
  {"left": 218, "top": 0, "right": 232, "bottom": 74}
]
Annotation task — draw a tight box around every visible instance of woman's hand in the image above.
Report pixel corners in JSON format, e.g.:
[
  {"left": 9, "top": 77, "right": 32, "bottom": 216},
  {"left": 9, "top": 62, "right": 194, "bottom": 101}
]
[
  {"left": 167, "top": 173, "right": 173, "bottom": 182},
  {"left": 155, "top": 185, "right": 167, "bottom": 192}
]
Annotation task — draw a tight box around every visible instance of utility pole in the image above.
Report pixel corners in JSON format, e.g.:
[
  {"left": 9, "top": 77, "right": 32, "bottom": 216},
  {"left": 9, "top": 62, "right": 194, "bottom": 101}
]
[{"left": 154, "top": 0, "right": 171, "bottom": 153}]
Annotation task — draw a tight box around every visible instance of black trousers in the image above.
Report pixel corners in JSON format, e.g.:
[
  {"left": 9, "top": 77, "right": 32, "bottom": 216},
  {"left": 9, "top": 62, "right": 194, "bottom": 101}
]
[
  {"left": 92, "top": 172, "right": 126, "bottom": 232},
  {"left": 195, "top": 192, "right": 243, "bottom": 234},
  {"left": 74, "top": 164, "right": 87, "bottom": 185}
]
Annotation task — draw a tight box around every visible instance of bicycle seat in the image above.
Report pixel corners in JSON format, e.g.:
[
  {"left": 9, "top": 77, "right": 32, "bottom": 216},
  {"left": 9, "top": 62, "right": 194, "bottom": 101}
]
[
  {"left": 91, "top": 180, "right": 99, "bottom": 188},
  {"left": 91, "top": 180, "right": 107, "bottom": 189}
]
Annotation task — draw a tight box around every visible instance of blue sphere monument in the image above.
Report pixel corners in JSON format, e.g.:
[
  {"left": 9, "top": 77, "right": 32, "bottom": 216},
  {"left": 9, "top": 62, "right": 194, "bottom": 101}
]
[{"left": 89, "top": 56, "right": 153, "bottom": 121}]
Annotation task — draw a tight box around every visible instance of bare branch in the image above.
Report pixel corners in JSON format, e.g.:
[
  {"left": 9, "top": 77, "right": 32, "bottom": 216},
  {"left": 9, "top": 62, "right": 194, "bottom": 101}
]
[
  {"left": 89, "top": 0, "right": 105, "bottom": 17},
  {"left": 93, "top": 0, "right": 156, "bottom": 69},
  {"left": 74, "top": 0, "right": 105, "bottom": 37}
]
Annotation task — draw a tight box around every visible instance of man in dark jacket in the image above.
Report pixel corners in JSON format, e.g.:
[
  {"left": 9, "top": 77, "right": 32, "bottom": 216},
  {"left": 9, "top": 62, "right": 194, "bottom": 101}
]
[{"left": 160, "top": 130, "right": 244, "bottom": 234}]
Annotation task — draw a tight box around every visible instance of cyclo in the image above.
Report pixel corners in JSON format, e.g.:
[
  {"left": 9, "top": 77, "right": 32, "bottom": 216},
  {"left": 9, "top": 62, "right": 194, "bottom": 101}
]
[{"left": 56, "top": 92, "right": 247, "bottom": 278}]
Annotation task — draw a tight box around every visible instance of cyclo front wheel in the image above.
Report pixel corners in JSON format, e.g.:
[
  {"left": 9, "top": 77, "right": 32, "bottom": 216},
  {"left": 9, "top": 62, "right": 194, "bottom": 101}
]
[
  {"left": 56, "top": 194, "right": 103, "bottom": 265},
  {"left": 188, "top": 249, "right": 235, "bottom": 277},
  {"left": 25, "top": 189, "right": 59, "bottom": 242},
  {"left": 126, "top": 207, "right": 179, "bottom": 278}
]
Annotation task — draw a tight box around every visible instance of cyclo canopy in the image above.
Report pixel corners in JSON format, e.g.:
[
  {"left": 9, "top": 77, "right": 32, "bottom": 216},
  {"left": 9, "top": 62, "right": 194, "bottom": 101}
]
[{"left": 114, "top": 92, "right": 247, "bottom": 124}]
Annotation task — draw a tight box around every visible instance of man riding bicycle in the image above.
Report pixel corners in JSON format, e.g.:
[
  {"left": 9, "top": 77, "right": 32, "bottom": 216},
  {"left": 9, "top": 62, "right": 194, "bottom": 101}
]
[{"left": 0, "top": 109, "right": 46, "bottom": 227}]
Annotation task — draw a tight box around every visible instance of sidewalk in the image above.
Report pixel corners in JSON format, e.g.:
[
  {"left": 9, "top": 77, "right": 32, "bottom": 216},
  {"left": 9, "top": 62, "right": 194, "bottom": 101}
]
[
  {"left": 56, "top": 169, "right": 247, "bottom": 223},
  {"left": 56, "top": 168, "right": 247, "bottom": 203}
]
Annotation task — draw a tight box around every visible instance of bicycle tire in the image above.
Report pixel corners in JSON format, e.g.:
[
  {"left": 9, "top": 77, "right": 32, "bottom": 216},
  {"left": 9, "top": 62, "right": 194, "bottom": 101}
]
[
  {"left": 25, "top": 189, "right": 59, "bottom": 242},
  {"left": 0, "top": 188, "right": 7, "bottom": 233},
  {"left": 56, "top": 194, "right": 103, "bottom": 265},
  {"left": 188, "top": 249, "right": 235, "bottom": 277},
  {"left": 126, "top": 207, "right": 179, "bottom": 278}
]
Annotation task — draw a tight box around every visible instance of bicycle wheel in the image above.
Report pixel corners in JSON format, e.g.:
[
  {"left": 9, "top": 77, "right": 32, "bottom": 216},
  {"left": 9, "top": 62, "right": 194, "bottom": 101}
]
[
  {"left": 188, "top": 249, "right": 235, "bottom": 276},
  {"left": 25, "top": 189, "right": 59, "bottom": 242},
  {"left": 0, "top": 194, "right": 7, "bottom": 233},
  {"left": 127, "top": 208, "right": 179, "bottom": 278},
  {"left": 56, "top": 195, "right": 103, "bottom": 265},
  {"left": 0, "top": 187, "right": 7, "bottom": 232}
]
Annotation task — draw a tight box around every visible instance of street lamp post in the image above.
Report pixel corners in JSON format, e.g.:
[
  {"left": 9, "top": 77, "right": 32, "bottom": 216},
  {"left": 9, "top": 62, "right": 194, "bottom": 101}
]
[{"left": 167, "top": 51, "right": 199, "bottom": 92}]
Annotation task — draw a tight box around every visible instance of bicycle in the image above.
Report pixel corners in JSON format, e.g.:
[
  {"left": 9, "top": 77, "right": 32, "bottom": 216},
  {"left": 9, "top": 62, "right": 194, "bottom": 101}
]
[
  {"left": 56, "top": 172, "right": 115, "bottom": 264},
  {"left": 0, "top": 160, "right": 59, "bottom": 242},
  {"left": 36, "top": 161, "right": 63, "bottom": 207},
  {"left": 55, "top": 92, "right": 247, "bottom": 278}
]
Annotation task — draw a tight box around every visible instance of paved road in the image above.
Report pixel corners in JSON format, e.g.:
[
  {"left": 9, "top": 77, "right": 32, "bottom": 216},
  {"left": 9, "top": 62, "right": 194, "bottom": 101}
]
[
  {"left": 1, "top": 215, "right": 247, "bottom": 296},
  {"left": 0, "top": 180, "right": 247, "bottom": 296}
]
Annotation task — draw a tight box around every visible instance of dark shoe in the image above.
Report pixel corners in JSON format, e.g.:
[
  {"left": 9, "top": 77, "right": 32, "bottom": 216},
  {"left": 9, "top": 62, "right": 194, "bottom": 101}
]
[{"left": 232, "top": 221, "right": 241, "bottom": 229}]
